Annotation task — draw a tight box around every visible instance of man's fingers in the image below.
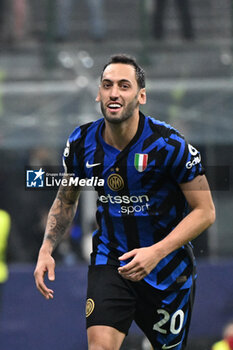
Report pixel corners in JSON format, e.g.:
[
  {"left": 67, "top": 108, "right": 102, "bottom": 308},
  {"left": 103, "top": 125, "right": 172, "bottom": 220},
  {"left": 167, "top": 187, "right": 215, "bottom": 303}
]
[
  {"left": 34, "top": 263, "right": 55, "bottom": 299},
  {"left": 120, "top": 271, "right": 144, "bottom": 282},
  {"left": 118, "top": 265, "right": 140, "bottom": 277},
  {"left": 118, "top": 249, "right": 137, "bottom": 261},
  {"left": 36, "top": 278, "right": 54, "bottom": 299},
  {"left": 118, "top": 258, "right": 146, "bottom": 279},
  {"left": 118, "top": 260, "right": 136, "bottom": 274},
  {"left": 48, "top": 268, "right": 55, "bottom": 281}
]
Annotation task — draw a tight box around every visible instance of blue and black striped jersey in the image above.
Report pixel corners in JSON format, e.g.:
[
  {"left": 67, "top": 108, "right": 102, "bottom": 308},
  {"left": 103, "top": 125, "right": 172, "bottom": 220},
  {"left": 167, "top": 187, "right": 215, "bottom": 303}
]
[{"left": 63, "top": 112, "right": 204, "bottom": 291}]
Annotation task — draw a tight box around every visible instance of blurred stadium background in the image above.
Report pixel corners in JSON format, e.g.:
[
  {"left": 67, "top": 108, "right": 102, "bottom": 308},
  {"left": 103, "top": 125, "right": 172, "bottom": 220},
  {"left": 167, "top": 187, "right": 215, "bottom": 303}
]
[{"left": 0, "top": 0, "right": 233, "bottom": 349}]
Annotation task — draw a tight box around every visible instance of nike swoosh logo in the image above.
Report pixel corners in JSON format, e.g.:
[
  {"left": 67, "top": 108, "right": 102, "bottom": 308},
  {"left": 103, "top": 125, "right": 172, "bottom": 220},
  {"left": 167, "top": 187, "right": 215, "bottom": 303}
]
[
  {"left": 86, "top": 161, "right": 101, "bottom": 168},
  {"left": 162, "top": 341, "right": 182, "bottom": 349}
]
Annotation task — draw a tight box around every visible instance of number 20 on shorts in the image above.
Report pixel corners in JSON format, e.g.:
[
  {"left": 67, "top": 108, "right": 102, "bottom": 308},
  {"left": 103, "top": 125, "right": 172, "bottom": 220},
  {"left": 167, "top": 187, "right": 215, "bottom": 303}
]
[{"left": 153, "top": 309, "right": 184, "bottom": 335}]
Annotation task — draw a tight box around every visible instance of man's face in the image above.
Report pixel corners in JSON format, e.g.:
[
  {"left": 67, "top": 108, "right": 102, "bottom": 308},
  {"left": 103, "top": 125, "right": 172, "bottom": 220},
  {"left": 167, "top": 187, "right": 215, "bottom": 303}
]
[{"left": 96, "top": 63, "right": 146, "bottom": 124}]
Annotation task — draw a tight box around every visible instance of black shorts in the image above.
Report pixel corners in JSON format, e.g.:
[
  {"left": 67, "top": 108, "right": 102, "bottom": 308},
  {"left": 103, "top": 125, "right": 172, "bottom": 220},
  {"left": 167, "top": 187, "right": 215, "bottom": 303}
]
[{"left": 86, "top": 265, "right": 195, "bottom": 350}]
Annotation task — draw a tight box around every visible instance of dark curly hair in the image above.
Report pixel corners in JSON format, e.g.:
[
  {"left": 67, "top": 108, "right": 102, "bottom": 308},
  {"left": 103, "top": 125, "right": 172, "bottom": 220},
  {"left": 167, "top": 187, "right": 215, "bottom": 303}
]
[{"left": 101, "top": 54, "right": 146, "bottom": 89}]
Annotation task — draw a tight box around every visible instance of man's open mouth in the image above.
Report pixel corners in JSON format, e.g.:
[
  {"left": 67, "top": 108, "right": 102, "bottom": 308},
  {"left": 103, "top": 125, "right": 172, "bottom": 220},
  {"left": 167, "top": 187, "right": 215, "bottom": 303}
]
[{"left": 107, "top": 103, "right": 122, "bottom": 112}]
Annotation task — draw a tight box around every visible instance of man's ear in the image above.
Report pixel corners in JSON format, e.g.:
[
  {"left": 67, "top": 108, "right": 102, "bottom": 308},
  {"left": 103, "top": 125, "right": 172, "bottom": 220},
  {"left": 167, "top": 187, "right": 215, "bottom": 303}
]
[
  {"left": 96, "top": 89, "right": 101, "bottom": 102},
  {"left": 138, "top": 88, "right": 146, "bottom": 105}
]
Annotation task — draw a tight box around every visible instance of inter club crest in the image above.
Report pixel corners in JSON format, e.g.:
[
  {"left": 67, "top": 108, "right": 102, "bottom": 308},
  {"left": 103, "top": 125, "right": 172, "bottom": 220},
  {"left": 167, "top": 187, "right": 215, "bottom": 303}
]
[{"left": 134, "top": 153, "right": 148, "bottom": 172}]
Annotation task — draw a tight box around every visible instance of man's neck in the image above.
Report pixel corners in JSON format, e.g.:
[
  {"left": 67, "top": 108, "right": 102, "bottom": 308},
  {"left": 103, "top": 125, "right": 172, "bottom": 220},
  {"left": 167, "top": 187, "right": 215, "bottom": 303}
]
[{"left": 103, "top": 112, "right": 140, "bottom": 151}]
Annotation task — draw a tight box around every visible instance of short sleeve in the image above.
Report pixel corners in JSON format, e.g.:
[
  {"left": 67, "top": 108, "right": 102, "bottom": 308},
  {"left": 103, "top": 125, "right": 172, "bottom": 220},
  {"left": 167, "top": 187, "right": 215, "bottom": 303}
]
[
  {"left": 62, "top": 138, "right": 73, "bottom": 174},
  {"left": 62, "top": 137, "right": 85, "bottom": 179},
  {"left": 167, "top": 132, "right": 205, "bottom": 184}
]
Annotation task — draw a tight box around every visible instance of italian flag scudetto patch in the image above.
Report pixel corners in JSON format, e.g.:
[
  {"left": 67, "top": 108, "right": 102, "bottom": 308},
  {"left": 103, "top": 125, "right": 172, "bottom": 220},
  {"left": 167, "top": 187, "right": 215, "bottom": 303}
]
[{"left": 134, "top": 153, "right": 148, "bottom": 172}]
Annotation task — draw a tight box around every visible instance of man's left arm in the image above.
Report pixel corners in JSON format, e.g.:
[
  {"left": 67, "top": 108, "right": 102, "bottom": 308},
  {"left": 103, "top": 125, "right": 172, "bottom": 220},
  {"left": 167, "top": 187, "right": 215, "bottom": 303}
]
[{"left": 118, "top": 175, "right": 215, "bottom": 281}]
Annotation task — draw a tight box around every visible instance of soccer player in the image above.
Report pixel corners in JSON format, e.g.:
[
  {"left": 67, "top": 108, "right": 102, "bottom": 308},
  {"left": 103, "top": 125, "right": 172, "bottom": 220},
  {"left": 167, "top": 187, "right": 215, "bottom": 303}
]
[{"left": 34, "top": 54, "right": 215, "bottom": 350}]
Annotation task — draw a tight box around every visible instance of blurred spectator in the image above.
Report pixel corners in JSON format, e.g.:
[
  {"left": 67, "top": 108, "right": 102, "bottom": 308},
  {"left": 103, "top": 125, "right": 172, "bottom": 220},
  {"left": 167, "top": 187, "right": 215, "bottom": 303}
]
[
  {"left": 87, "top": 0, "right": 106, "bottom": 41},
  {"left": 11, "top": 0, "right": 29, "bottom": 42},
  {"left": 55, "top": 0, "right": 106, "bottom": 42},
  {"left": 0, "top": 0, "right": 10, "bottom": 44},
  {"left": 212, "top": 322, "right": 233, "bottom": 350},
  {"left": 0, "top": 0, "right": 29, "bottom": 45},
  {"left": 0, "top": 209, "right": 10, "bottom": 314},
  {"left": 0, "top": 0, "right": 6, "bottom": 42},
  {"left": 153, "top": 0, "right": 195, "bottom": 40}
]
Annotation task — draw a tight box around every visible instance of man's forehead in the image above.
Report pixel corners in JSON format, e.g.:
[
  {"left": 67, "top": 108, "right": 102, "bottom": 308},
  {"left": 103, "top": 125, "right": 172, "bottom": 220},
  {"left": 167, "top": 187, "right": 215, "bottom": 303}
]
[{"left": 102, "top": 63, "right": 136, "bottom": 82}]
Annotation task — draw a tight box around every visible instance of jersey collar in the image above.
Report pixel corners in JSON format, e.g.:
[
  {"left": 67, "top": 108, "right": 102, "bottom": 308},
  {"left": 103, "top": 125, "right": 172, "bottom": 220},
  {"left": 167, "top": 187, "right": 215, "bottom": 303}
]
[{"left": 97, "top": 111, "right": 145, "bottom": 156}]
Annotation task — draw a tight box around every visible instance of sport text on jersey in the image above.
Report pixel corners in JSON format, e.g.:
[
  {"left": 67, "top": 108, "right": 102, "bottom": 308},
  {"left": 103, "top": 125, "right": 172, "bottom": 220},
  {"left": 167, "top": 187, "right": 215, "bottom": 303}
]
[{"left": 98, "top": 194, "right": 150, "bottom": 215}]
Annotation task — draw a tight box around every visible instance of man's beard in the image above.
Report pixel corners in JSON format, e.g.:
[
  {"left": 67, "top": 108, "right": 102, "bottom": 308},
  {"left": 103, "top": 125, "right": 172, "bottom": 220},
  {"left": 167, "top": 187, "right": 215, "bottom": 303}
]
[{"left": 100, "top": 95, "right": 139, "bottom": 125}]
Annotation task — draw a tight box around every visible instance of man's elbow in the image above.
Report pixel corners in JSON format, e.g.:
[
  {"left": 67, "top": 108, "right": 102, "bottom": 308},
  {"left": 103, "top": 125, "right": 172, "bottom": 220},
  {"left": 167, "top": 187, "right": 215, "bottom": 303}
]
[{"left": 206, "top": 205, "right": 216, "bottom": 228}]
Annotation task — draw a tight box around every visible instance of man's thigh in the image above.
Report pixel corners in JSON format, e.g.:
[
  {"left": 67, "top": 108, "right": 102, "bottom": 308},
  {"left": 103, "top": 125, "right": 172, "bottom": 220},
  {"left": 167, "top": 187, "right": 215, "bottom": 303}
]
[
  {"left": 86, "top": 265, "right": 136, "bottom": 335},
  {"left": 87, "top": 325, "right": 125, "bottom": 350},
  {"left": 134, "top": 282, "right": 195, "bottom": 350}
]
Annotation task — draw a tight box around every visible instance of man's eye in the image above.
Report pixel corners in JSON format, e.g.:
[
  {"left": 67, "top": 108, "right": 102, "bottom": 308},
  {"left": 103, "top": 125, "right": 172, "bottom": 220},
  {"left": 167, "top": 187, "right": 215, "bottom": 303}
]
[
  {"left": 103, "top": 83, "right": 111, "bottom": 88},
  {"left": 121, "top": 84, "right": 130, "bottom": 89}
]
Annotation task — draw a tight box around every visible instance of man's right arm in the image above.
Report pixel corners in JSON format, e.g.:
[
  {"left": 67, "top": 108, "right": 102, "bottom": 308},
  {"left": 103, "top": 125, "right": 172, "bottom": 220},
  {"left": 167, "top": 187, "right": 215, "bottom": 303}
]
[{"left": 34, "top": 176, "right": 80, "bottom": 299}]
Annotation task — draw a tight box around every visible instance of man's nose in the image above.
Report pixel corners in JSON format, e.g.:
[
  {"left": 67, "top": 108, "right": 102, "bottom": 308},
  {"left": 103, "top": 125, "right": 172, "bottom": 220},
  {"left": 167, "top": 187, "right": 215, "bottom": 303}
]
[{"left": 110, "top": 85, "right": 120, "bottom": 99}]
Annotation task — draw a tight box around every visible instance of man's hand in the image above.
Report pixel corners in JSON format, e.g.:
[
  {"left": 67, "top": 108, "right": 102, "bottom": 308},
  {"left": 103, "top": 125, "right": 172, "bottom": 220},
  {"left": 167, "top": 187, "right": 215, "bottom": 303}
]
[
  {"left": 118, "top": 246, "right": 160, "bottom": 282},
  {"left": 33, "top": 180, "right": 80, "bottom": 300},
  {"left": 34, "top": 251, "right": 55, "bottom": 300}
]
